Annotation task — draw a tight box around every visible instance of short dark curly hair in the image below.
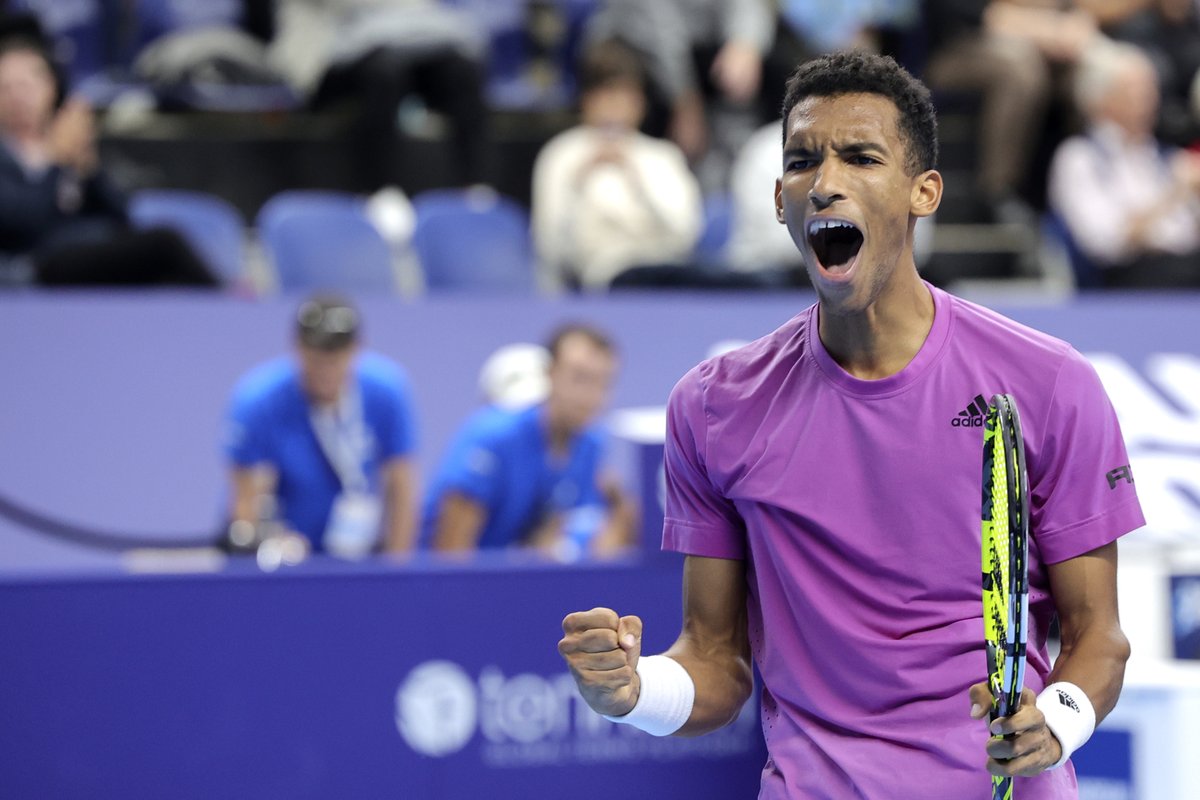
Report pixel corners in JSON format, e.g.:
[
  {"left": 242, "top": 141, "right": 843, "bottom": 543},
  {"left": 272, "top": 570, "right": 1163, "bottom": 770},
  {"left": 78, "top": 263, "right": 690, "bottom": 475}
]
[{"left": 780, "top": 52, "right": 938, "bottom": 175}]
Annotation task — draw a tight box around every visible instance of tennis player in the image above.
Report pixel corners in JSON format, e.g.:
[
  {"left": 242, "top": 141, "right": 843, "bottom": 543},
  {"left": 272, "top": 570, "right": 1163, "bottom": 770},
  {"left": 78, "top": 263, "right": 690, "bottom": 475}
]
[{"left": 559, "top": 52, "right": 1144, "bottom": 798}]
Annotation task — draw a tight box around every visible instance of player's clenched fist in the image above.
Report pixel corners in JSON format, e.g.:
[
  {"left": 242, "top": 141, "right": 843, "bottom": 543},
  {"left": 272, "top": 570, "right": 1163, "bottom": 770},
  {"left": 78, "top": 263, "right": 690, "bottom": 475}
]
[{"left": 558, "top": 607, "right": 643, "bottom": 717}]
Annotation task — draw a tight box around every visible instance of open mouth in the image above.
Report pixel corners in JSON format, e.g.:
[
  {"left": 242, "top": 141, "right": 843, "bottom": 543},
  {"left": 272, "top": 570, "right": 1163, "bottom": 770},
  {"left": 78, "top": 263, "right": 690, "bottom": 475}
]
[{"left": 806, "top": 218, "right": 864, "bottom": 275}]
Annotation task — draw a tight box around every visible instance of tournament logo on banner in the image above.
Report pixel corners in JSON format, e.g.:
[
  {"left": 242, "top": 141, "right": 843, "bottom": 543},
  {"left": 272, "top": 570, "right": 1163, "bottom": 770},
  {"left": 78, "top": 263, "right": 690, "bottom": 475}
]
[
  {"left": 395, "top": 660, "right": 760, "bottom": 767},
  {"left": 395, "top": 660, "right": 479, "bottom": 757},
  {"left": 1087, "top": 353, "right": 1200, "bottom": 543}
]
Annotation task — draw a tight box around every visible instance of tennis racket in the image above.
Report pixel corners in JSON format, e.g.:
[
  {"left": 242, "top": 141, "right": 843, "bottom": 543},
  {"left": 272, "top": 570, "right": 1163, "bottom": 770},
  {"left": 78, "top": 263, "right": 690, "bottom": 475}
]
[{"left": 981, "top": 393, "right": 1030, "bottom": 800}]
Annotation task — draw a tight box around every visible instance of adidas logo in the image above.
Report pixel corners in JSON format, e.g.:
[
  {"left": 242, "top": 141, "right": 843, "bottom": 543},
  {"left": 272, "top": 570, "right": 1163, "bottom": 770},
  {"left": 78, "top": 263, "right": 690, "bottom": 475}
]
[
  {"left": 951, "top": 394, "right": 989, "bottom": 428},
  {"left": 1056, "top": 689, "right": 1081, "bottom": 713}
]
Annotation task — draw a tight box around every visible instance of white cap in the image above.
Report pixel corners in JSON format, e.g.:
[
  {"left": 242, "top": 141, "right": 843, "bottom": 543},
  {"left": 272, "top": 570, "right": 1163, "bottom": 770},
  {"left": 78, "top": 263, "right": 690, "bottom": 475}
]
[{"left": 479, "top": 343, "right": 550, "bottom": 409}]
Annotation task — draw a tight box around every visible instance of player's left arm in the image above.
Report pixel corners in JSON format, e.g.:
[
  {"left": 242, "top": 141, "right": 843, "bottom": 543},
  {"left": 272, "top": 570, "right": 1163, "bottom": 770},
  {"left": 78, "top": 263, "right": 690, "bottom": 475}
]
[
  {"left": 972, "top": 541, "right": 1129, "bottom": 777},
  {"left": 381, "top": 456, "right": 418, "bottom": 553}
]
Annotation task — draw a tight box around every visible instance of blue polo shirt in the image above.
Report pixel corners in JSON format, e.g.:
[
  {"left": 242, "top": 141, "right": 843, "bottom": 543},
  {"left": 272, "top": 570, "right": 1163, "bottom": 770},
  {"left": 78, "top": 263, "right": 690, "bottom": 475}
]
[
  {"left": 225, "top": 353, "right": 416, "bottom": 549},
  {"left": 421, "top": 403, "right": 606, "bottom": 549}
]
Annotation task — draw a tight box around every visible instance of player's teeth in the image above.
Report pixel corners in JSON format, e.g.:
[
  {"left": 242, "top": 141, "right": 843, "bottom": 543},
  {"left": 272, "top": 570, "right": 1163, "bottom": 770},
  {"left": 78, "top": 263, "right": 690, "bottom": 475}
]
[{"left": 807, "top": 219, "right": 857, "bottom": 234}]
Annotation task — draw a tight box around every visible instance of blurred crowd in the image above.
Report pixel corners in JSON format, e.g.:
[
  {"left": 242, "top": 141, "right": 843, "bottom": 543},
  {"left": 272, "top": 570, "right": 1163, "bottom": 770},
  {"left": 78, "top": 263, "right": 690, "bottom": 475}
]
[
  {"left": 0, "top": 0, "right": 1197, "bottom": 292},
  {"left": 224, "top": 294, "right": 638, "bottom": 565}
]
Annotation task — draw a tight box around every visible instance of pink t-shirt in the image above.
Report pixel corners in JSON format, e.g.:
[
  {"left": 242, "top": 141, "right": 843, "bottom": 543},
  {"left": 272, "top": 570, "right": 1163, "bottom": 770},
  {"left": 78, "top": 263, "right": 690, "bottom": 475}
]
[{"left": 662, "top": 284, "right": 1144, "bottom": 799}]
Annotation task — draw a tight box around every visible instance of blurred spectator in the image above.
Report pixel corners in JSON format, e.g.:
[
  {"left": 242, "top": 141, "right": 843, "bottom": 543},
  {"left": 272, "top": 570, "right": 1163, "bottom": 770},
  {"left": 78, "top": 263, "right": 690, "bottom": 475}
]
[
  {"left": 922, "top": 0, "right": 1100, "bottom": 223},
  {"left": 224, "top": 294, "right": 420, "bottom": 558},
  {"left": 1048, "top": 39, "right": 1200, "bottom": 288},
  {"left": 1074, "top": 0, "right": 1200, "bottom": 146},
  {"left": 584, "top": 0, "right": 775, "bottom": 168},
  {"left": 760, "top": 0, "right": 920, "bottom": 124},
  {"left": 0, "top": 36, "right": 216, "bottom": 287},
  {"left": 265, "top": 0, "right": 492, "bottom": 191},
  {"left": 129, "top": 0, "right": 286, "bottom": 111},
  {"left": 531, "top": 39, "right": 702, "bottom": 290},
  {"left": 422, "top": 324, "right": 636, "bottom": 560}
]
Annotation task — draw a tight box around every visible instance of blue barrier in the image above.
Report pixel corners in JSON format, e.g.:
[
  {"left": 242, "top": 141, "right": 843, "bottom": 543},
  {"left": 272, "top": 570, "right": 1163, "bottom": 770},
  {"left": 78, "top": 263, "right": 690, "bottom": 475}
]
[{"left": 0, "top": 552, "right": 767, "bottom": 799}]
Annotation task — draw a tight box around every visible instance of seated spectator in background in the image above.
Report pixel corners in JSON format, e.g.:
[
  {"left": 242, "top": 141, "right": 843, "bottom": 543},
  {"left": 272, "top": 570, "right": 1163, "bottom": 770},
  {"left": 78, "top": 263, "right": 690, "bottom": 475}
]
[
  {"left": 422, "top": 324, "right": 636, "bottom": 560},
  {"left": 0, "top": 37, "right": 216, "bottom": 288},
  {"left": 224, "top": 294, "right": 419, "bottom": 558},
  {"left": 1074, "top": 0, "right": 1200, "bottom": 146},
  {"left": 760, "top": 0, "right": 919, "bottom": 126},
  {"left": 1048, "top": 40, "right": 1200, "bottom": 288},
  {"left": 922, "top": 0, "right": 1099, "bottom": 223},
  {"left": 532, "top": 39, "right": 702, "bottom": 291},
  {"left": 266, "top": 0, "right": 492, "bottom": 192},
  {"left": 584, "top": 0, "right": 775, "bottom": 176}
]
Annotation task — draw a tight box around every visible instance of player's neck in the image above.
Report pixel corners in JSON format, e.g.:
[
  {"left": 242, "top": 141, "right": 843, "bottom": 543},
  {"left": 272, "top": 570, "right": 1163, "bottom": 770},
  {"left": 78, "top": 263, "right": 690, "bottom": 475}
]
[{"left": 817, "top": 275, "right": 934, "bottom": 381}]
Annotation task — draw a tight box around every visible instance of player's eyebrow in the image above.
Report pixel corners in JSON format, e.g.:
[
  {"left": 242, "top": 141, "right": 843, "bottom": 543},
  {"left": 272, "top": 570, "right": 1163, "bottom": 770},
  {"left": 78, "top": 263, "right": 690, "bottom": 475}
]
[
  {"left": 782, "top": 141, "right": 888, "bottom": 158},
  {"left": 836, "top": 141, "right": 887, "bottom": 156},
  {"left": 782, "top": 146, "right": 817, "bottom": 159}
]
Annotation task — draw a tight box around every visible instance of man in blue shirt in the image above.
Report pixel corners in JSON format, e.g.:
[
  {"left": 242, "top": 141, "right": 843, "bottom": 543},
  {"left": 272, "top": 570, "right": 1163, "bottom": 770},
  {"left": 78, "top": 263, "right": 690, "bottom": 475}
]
[
  {"left": 225, "top": 294, "right": 418, "bottom": 556},
  {"left": 423, "top": 324, "right": 635, "bottom": 557}
]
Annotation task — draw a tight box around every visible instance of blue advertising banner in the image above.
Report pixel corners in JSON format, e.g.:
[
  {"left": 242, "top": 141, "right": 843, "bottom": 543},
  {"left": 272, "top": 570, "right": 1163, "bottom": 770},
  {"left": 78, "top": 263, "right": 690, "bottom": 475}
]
[
  {"left": 1074, "top": 729, "right": 1135, "bottom": 800},
  {"left": 0, "top": 554, "right": 766, "bottom": 800},
  {"left": 1171, "top": 574, "right": 1200, "bottom": 660}
]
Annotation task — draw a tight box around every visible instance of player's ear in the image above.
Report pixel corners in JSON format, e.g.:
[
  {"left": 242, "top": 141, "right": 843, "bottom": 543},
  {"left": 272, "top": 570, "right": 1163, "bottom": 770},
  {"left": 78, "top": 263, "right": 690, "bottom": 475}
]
[
  {"left": 910, "top": 169, "right": 942, "bottom": 219},
  {"left": 774, "top": 178, "right": 785, "bottom": 224}
]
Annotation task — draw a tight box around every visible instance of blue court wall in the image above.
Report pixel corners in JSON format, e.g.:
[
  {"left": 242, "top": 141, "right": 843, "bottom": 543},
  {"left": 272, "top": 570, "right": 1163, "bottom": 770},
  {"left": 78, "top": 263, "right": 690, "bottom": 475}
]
[{"left": 1, "top": 289, "right": 1198, "bottom": 564}]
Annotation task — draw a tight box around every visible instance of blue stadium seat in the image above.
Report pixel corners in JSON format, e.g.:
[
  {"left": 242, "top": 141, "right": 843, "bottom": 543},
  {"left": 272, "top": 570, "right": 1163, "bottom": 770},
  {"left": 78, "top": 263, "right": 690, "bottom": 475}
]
[
  {"left": 1041, "top": 211, "right": 1102, "bottom": 290},
  {"left": 128, "top": 189, "right": 248, "bottom": 286},
  {"left": 257, "top": 191, "right": 397, "bottom": 294},
  {"left": 411, "top": 188, "right": 535, "bottom": 292}
]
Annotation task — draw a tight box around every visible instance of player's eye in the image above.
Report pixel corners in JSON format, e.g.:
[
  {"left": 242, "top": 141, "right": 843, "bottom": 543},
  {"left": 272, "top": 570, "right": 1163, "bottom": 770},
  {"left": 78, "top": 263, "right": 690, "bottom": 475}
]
[
  {"left": 786, "top": 158, "right": 814, "bottom": 171},
  {"left": 848, "top": 154, "right": 879, "bottom": 166}
]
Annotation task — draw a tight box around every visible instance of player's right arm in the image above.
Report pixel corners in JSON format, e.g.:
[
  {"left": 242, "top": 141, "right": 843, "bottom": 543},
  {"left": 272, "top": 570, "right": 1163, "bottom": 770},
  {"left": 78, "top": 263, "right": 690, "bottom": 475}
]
[{"left": 558, "top": 554, "right": 752, "bottom": 735}]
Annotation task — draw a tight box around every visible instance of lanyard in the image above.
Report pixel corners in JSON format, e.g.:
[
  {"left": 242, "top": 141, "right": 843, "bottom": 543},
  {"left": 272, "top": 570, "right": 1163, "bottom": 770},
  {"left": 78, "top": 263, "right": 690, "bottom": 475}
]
[{"left": 308, "top": 381, "right": 370, "bottom": 493}]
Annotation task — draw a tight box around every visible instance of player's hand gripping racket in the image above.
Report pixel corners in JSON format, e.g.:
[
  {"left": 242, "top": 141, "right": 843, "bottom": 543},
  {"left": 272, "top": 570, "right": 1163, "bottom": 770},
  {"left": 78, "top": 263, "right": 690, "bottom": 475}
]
[{"left": 981, "top": 393, "right": 1030, "bottom": 800}]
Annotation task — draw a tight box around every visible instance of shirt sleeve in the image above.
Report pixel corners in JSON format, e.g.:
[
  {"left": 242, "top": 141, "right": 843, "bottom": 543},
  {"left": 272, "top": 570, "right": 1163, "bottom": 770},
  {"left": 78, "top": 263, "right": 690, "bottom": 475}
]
[
  {"left": 1031, "top": 349, "right": 1145, "bottom": 564},
  {"left": 225, "top": 382, "right": 271, "bottom": 468},
  {"left": 530, "top": 134, "right": 573, "bottom": 290},
  {"left": 438, "top": 422, "right": 504, "bottom": 508},
  {"left": 376, "top": 364, "right": 417, "bottom": 459},
  {"left": 661, "top": 365, "right": 746, "bottom": 558}
]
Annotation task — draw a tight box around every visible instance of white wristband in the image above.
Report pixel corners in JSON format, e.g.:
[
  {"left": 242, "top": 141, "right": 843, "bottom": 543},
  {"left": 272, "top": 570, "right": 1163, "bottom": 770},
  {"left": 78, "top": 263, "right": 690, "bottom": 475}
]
[
  {"left": 1036, "top": 681, "right": 1096, "bottom": 769},
  {"left": 602, "top": 655, "right": 695, "bottom": 736}
]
